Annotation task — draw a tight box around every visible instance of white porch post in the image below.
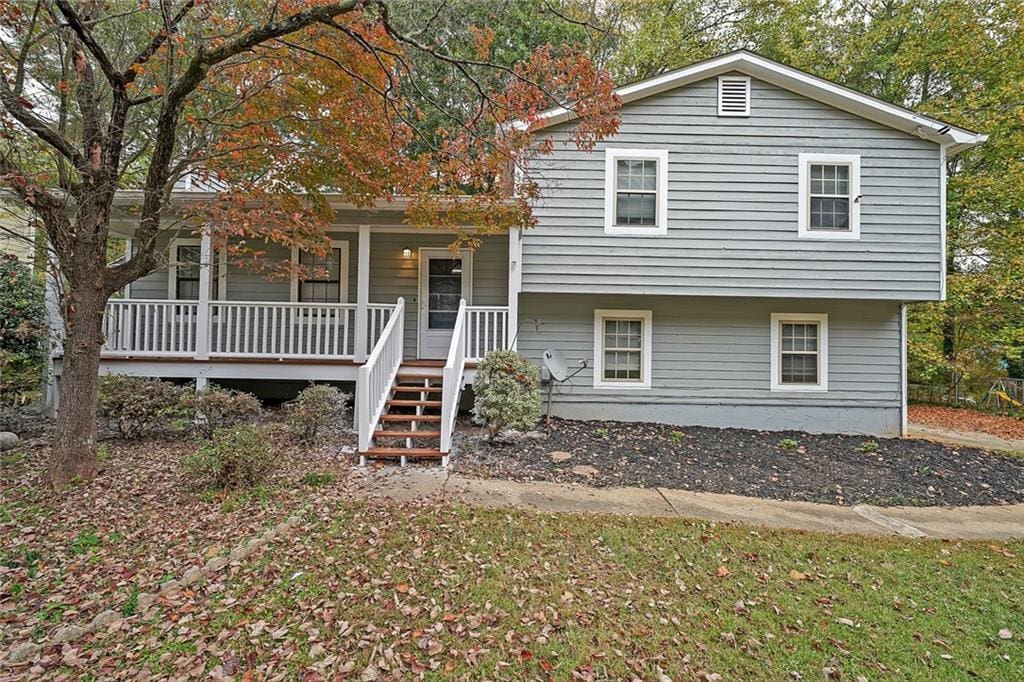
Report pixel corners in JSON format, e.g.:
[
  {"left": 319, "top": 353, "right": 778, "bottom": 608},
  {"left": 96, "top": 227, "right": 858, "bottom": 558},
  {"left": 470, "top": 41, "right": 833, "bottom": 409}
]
[
  {"left": 507, "top": 228, "right": 521, "bottom": 350},
  {"left": 195, "top": 230, "right": 212, "bottom": 360},
  {"left": 354, "top": 224, "right": 371, "bottom": 362}
]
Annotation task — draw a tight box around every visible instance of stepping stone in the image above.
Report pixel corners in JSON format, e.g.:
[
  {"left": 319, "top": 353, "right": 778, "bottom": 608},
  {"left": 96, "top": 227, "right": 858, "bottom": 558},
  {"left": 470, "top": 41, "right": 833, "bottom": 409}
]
[
  {"left": 550, "top": 451, "right": 573, "bottom": 463},
  {"left": 571, "top": 465, "right": 599, "bottom": 477}
]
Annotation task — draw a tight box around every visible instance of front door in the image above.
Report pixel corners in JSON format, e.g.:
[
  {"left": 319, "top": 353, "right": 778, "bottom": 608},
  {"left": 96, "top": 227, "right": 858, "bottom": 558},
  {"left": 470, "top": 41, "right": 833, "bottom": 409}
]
[{"left": 418, "top": 249, "right": 472, "bottom": 359}]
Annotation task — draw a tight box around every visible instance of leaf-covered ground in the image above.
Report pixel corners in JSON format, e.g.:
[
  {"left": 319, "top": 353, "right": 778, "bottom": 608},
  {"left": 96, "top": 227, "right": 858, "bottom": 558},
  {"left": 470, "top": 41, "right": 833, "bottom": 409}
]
[
  {"left": 2, "top": 435, "right": 1023, "bottom": 680},
  {"left": 14, "top": 499, "right": 1024, "bottom": 680},
  {"left": 0, "top": 433, "right": 355, "bottom": 667},
  {"left": 456, "top": 419, "right": 1024, "bottom": 506},
  {"left": 909, "top": 405, "right": 1024, "bottom": 442}
]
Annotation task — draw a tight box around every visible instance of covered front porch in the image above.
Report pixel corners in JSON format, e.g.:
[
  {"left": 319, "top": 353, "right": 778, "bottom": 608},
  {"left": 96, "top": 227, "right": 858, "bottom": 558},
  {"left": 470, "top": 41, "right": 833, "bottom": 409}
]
[
  {"left": 102, "top": 223, "right": 517, "bottom": 366},
  {"left": 52, "top": 220, "right": 522, "bottom": 462}
]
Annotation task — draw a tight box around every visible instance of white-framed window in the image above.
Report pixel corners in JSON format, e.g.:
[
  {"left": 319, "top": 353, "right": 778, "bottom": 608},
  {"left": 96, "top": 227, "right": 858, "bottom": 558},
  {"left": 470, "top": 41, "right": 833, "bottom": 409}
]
[
  {"left": 718, "top": 75, "right": 750, "bottom": 116},
  {"left": 290, "top": 240, "right": 350, "bottom": 303},
  {"left": 604, "top": 148, "right": 669, "bottom": 236},
  {"left": 593, "top": 309, "right": 653, "bottom": 389},
  {"left": 167, "top": 238, "right": 226, "bottom": 300},
  {"left": 798, "top": 153, "right": 861, "bottom": 239},
  {"left": 770, "top": 313, "right": 828, "bottom": 392}
]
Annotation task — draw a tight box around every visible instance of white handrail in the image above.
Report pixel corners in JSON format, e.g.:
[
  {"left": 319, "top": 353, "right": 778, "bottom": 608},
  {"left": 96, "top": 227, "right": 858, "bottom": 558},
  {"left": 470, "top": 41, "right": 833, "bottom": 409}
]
[
  {"left": 440, "top": 299, "right": 468, "bottom": 457},
  {"left": 357, "top": 297, "right": 406, "bottom": 453}
]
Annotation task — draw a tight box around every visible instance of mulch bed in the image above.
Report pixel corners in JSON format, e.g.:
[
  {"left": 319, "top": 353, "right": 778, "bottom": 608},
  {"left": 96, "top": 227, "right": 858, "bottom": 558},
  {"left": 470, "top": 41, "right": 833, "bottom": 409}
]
[
  {"left": 455, "top": 418, "right": 1024, "bottom": 507},
  {"left": 909, "top": 404, "right": 1024, "bottom": 441}
]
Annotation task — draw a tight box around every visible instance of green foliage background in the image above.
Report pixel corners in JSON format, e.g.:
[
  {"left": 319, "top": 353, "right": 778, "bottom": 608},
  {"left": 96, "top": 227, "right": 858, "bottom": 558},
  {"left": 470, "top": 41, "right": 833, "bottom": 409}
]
[{"left": 0, "top": 255, "right": 46, "bottom": 405}]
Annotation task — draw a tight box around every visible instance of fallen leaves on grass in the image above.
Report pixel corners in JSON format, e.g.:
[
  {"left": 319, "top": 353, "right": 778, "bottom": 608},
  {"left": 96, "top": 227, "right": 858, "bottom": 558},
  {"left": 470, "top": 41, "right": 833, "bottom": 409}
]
[{"left": 909, "top": 405, "right": 1024, "bottom": 441}]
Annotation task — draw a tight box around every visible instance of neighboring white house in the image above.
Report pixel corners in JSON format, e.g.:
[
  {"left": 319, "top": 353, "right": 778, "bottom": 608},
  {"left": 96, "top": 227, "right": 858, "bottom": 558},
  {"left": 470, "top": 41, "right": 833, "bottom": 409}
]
[
  {"left": 0, "top": 203, "right": 36, "bottom": 264},
  {"left": 47, "top": 51, "right": 985, "bottom": 464}
]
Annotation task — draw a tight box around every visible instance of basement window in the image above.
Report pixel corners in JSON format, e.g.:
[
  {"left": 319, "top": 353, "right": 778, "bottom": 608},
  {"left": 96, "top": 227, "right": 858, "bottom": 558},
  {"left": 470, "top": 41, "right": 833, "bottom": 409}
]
[{"left": 770, "top": 313, "right": 828, "bottom": 392}]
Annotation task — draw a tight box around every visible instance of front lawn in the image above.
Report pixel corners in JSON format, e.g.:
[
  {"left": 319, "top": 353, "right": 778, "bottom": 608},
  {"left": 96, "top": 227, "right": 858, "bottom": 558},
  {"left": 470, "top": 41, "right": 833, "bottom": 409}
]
[{"left": 24, "top": 498, "right": 1024, "bottom": 680}]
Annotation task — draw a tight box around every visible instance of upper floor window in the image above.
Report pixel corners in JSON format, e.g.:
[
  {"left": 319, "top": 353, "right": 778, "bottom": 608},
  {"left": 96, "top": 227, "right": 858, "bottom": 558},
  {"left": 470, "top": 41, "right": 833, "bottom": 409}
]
[
  {"left": 604, "top": 148, "right": 668, "bottom": 236},
  {"left": 797, "top": 153, "right": 861, "bottom": 240}
]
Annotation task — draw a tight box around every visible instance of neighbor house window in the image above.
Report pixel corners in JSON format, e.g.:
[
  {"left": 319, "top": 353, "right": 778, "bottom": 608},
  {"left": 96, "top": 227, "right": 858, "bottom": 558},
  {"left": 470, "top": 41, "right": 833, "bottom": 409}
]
[
  {"left": 770, "top": 313, "right": 828, "bottom": 391},
  {"left": 593, "top": 309, "right": 653, "bottom": 389},
  {"left": 291, "top": 241, "right": 349, "bottom": 303},
  {"left": 604, "top": 149, "right": 668, "bottom": 236},
  {"left": 798, "top": 153, "right": 860, "bottom": 239}
]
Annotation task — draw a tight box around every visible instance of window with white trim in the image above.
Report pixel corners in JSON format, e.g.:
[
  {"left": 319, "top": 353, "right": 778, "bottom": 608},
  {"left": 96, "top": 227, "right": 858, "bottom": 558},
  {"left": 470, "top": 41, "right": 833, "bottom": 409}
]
[
  {"left": 797, "top": 153, "right": 860, "bottom": 239},
  {"left": 291, "top": 241, "right": 349, "bottom": 303},
  {"left": 593, "top": 309, "right": 652, "bottom": 389},
  {"left": 168, "top": 239, "right": 223, "bottom": 300},
  {"left": 770, "top": 313, "right": 828, "bottom": 392},
  {"left": 604, "top": 149, "right": 668, "bottom": 236}
]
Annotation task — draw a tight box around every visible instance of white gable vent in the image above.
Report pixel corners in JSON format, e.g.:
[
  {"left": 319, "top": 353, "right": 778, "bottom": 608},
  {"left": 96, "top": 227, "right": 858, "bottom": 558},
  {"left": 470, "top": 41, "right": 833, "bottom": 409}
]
[{"left": 718, "top": 75, "right": 750, "bottom": 117}]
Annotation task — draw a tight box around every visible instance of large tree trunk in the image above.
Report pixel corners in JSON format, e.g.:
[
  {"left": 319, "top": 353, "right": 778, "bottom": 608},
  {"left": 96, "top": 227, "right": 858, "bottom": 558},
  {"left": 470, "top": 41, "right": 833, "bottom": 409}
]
[{"left": 47, "top": 279, "right": 107, "bottom": 487}]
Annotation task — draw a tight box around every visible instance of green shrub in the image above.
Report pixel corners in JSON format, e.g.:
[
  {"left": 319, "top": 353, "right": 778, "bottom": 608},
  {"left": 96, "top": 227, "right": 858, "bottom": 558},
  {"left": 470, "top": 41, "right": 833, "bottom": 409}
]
[
  {"left": 0, "top": 255, "right": 47, "bottom": 406},
  {"left": 858, "top": 440, "right": 880, "bottom": 453},
  {"left": 285, "top": 384, "right": 350, "bottom": 445},
  {"left": 778, "top": 438, "right": 799, "bottom": 451},
  {"left": 472, "top": 349, "right": 541, "bottom": 440},
  {"left": 181, "top": 386, "right": 262, "bottom": 439},
  {"left": 184, "top": 425, "right": 273, "bottom": 489},
  {"left": 98, "top": 375, "right": 186, "bottom": 439}
]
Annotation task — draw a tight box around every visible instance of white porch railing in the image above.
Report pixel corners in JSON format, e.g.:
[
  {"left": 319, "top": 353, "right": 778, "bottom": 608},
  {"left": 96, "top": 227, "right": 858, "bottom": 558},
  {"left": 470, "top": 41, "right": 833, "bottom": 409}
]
[
  {"left": 367, "top": 303, "right": 396, "bottom": 350},
  {"left": 100, "top": 299, "right": 399, "bottom": 360},
  {"left": 357, "top": 297, "right": 405, "bottom": 455},
  {"left": 440, "top": 300, "right": 468, "bottom": 459},
  {"left": 210, "top": 302, "right": 356, "bottom": 358},
  {"left": 465, "top": 306, "right": 509, "bottom": 361},
  {"left": 102, "top": 300, "right": 199, "bottom": 356}
]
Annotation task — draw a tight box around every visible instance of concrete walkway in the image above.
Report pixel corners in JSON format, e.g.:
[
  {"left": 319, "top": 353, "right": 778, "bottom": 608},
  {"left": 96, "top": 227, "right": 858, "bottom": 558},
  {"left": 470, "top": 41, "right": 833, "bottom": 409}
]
[
  {"left": 908, "top": 423, "right": 1024, "bottom": 453},
  {"left": 349, "top": 467, "right": 1024, "bottom": 541}
]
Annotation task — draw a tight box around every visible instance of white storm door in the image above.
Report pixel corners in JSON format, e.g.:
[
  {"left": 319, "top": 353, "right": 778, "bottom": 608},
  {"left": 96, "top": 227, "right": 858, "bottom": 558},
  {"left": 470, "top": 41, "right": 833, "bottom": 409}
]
[{"left": 417, "top": 248, "right": 472, "bottom": 359}]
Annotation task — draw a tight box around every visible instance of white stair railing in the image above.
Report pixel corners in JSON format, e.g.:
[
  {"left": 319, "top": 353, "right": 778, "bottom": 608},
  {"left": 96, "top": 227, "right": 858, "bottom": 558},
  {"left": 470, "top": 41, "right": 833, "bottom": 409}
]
[
  {"left": 440, "top": 299, "right": 468, "bottom": 463},
  {"left": 357, "top": 297, "right": 406, "bottom": 457}
]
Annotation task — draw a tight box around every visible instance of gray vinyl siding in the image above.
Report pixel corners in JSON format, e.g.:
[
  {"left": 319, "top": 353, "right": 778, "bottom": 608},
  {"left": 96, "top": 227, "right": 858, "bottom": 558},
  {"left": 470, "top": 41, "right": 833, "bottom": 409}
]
[
  {"left": 128, "top": 225, "right": 508, "bottom": 357},
  {"left": 517, "top": 293, "right": 902, "bottom": 435},
  {"left": 524, "top": 75, "right": 943, "bottom": 301}
]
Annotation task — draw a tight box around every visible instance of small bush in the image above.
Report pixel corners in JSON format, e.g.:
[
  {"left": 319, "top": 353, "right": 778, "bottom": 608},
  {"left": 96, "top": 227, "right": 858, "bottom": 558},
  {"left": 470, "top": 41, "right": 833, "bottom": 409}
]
[
  {"left": 778, "top": 438, "right": 799, "bottom": 451},
  {"left": 595, "top": 427, "right": 609, "bottom": 438},
  {"left": 472, "top": 349, "right": 541, "bottom": 440},
  {"left": 301, "top": 472, "right": 335, "bottom": 487},
  {"left": 0, "top": 255, "right": 47, "bottom": 406},
  {"left": 858, "top": 440, "right": 880, "bottom": 453},
  {"left": 98, "top": 375, "right": 185, "bottom": 439},
  {"left": 285, "top": 384, "right": 351, "bottom": 445},
  {"left": 184, "top": 425, "right": 273, "bottom": 489},
  {"left": 669, "top": 430, "right": 685, "bottom": 443},
  {"left": 181, "top": 386, "right": 262, "bottom": 439}
]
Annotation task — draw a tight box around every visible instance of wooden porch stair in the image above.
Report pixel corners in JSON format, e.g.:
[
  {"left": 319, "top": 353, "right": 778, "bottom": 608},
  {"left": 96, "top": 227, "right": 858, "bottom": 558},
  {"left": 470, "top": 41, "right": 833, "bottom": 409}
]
[{"left": 361, "top": 361, "right": 447, "bottom": 465}]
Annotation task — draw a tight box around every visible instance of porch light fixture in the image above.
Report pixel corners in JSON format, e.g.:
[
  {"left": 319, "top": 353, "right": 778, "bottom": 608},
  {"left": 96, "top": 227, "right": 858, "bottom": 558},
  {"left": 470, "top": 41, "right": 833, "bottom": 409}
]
[{"left": 402, "top": 247, "right": 413, "bottom": 260}]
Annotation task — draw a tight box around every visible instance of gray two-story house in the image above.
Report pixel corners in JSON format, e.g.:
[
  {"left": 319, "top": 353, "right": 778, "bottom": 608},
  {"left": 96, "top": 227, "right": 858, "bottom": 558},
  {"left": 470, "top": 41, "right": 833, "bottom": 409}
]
[{"left": 50, "top": 51, "right": 985, "bottom": 464}]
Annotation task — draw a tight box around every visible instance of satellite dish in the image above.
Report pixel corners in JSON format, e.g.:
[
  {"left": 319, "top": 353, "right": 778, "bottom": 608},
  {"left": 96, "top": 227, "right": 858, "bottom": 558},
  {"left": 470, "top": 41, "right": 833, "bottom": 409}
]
[{"left": 542, "top": 349, "right": 569, "bottom": 382}]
